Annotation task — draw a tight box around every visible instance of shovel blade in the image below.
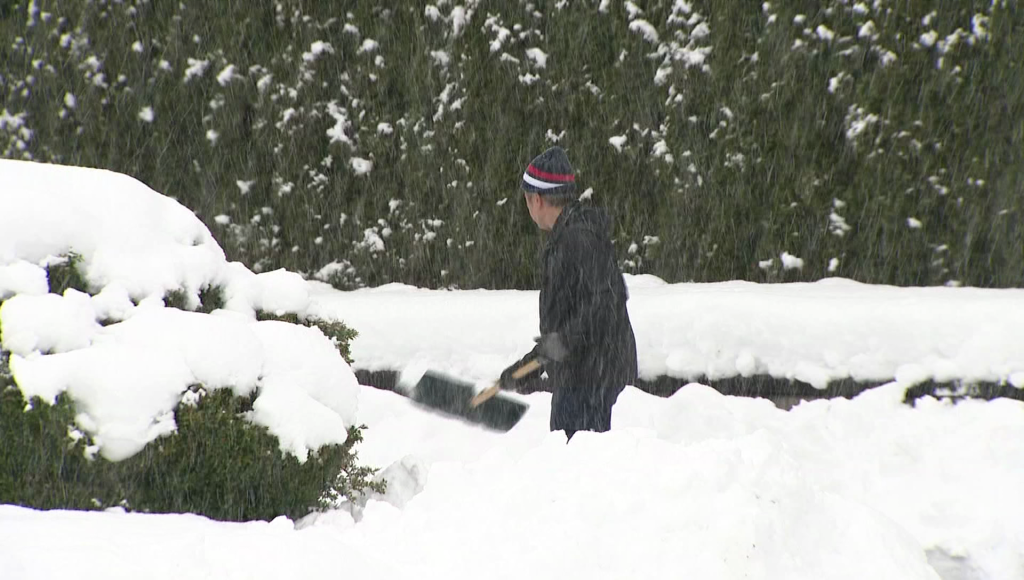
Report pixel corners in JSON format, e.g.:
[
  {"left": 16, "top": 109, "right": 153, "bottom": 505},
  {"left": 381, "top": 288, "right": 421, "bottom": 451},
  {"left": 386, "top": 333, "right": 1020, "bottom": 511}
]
[{"left": 410, "top": 370, "right": 529, "bottom": 432}]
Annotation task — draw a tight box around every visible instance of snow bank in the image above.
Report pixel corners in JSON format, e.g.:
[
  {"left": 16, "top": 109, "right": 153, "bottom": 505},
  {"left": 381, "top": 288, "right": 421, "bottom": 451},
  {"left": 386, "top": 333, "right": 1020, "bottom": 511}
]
[
  {"left": 308, "top": 277, "right": 1024, "bottom": 388},
  {"left": 0, "top": 506, "right": 406, "bottom": 580},
  {"left": 343, "top": 383, "right": 1023, "bottom": 579},
  {"left": 345, "top": 429, "right": 940, "bottom": 580},
  {"left": 8, "top": 382, "right": 1022, "bottom": 578}
]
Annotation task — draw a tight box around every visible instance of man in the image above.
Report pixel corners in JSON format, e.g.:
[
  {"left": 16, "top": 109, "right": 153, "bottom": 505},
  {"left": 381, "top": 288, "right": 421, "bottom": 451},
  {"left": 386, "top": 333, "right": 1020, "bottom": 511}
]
[{"left": 501, "top": 145, "right": 638, "bottom": 439}]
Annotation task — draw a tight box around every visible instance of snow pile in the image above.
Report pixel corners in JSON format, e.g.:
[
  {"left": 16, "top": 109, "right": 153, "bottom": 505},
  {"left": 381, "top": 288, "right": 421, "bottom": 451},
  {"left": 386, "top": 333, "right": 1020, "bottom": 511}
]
[
  {"left": 0, "top": 291, "right": 101, "bottom": 354},
  {"left": 346, "top": 431, "right": 939, "bottom": 580},
  {"left": 307, "top": 283, "right": 537, "bottom": 384},
  {"left": 0, "top": 260, "right": 48, "bottom": 300},
  {"left": 308, "top": 278, "right": 1024, "bottom": 389},
  {"left": 342, "top": 385, "right": 1024, "bottom": 579},
  {"left": 0, "top": 159, "right": 225, "bottom": 306},
  {"left": 0, "top": 159, "right": 359, "bottom": 461},
  {"left": 614, "top": 386, "right": 1024, "bottom": 578},
  {"left": 220, "top": 264, "right": 312, "bottom": 316},
  {"left": 249, "top": 320, "right": 358, "bottom": 459}
]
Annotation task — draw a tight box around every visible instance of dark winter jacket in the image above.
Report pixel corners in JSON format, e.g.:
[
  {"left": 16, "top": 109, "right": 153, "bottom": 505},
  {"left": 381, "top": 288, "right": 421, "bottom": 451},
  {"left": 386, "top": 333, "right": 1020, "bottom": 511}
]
[{"left": 532, "top": 201, "right": 638, "bottom": 435}]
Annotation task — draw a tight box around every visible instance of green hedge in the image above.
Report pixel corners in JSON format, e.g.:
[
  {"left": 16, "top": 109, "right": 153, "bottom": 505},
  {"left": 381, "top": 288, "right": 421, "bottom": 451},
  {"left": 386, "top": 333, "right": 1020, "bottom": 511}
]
[{"left": 1, "top": 1, "right": 1021, "bottom": 288}]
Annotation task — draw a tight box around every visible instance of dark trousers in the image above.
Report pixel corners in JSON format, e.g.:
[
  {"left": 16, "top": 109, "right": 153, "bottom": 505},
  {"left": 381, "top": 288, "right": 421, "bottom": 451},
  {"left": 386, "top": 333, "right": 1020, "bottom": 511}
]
[{"left": 550, "top": 386, "right": 615, "bottom": 441}]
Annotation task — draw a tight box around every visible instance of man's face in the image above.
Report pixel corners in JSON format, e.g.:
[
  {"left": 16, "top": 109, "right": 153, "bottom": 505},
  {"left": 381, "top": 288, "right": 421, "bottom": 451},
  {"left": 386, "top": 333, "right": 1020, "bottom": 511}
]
[{"left": 524, "top": 192, "right": 543, "bottom": 229}]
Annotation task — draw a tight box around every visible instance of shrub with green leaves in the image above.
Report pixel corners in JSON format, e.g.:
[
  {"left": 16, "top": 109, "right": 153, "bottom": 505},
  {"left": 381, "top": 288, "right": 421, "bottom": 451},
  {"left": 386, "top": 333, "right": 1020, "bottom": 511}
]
[
  {"left": 0, "top": 384, "right": 383, "bottom": 522},
  {"left": 114, "top": 387, "right": 382, "bottom": 521},
  {"left": 163, "top": 284, "right": 226, "bottom": 313},
  {"left": 45, "top": 252, "right": 89, "bottom": 296},
  {"left": 0, "top": 348, "right": 11, "bottom": 387},
  {"left": 0, "top": 387, "right": 107, "bottom": 511},
  {"left": 2, "top": 249, "right": 372, "bottom": 520}
]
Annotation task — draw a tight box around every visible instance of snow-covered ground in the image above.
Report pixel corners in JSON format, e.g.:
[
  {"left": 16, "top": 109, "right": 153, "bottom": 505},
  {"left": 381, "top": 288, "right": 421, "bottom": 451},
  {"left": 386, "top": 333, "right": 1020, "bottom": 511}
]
[{"left": 2, "top": 160, "right": 1023, "bottom": 579}]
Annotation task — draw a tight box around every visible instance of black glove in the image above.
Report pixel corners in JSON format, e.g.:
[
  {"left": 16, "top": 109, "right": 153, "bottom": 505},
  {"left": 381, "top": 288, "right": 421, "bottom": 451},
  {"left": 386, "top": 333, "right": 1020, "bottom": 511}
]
[
  {"left": 499, "top": 345, "right": 544, "bottom": 390},
  {"left": 535, "top": 332, "right": 569, "bottom": 363}
]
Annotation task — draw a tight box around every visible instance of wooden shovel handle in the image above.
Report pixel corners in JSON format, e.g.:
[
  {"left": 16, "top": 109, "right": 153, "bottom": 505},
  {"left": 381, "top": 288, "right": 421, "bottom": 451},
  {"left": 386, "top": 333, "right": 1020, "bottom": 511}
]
[
  {"left": 469, "top": 384, "right": 500, "bottom": 408},
  {"left": 469, "top": 359, "right": 542, "bottom": 408},
  {"left": 511, "top": 358, "right": 542, "bottom": 379}
]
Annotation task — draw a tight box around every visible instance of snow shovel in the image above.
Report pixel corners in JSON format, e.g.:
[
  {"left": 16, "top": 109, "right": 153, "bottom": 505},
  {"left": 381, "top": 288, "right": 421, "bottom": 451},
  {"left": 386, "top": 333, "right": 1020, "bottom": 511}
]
[{"left": 407, "top": 359, "right": 540, "bottom": 432}]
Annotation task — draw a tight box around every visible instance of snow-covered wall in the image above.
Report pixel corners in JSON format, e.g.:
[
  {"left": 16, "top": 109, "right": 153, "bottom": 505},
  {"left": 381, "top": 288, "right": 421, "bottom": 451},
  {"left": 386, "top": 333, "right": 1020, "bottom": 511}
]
[{"left": 307, "top": 277, "right": 1024, "bottom": 390}]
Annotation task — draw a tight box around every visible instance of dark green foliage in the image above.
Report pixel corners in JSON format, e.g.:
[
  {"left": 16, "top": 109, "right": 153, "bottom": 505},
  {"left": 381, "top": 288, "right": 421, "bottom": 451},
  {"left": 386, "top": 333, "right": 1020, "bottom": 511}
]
[
  {"left": 0, "top": 388, "right": 102, "bottom": 511},
  {"left": 0, "top": 384, "right": 382, "bottom": 522},
  {"left": 2, "top": 1, "right": 1021, "bottom": 288},
  {"left": 257, "top": 311, "right": 358, "bottom": 364},
  {"left": 197, "top": 284, "right": 226, "bottom": 313},
  {"left": 117, "top": 388, "right": 382, "bottom": 521},
  {"left": 162, "top": 288, "right": 191, "bottom": 311},
  {"left": 0, "top": 0, "right": 15, "bottom": 20},
  {"left": 163, "top": 285, "right": 226, "bottom": 312},
  {"left": 46, "top": 253, "right": 89, "bottom": 295},
  {"left": 0, "top": 349, "right": 11, "bottom": 388}
]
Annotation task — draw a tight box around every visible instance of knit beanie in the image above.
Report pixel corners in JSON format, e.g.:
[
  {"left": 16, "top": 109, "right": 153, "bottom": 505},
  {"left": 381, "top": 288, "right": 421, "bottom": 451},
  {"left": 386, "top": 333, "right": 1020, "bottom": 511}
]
[{"left": 521, "top": 146, "right": 576, "bottom": 196}]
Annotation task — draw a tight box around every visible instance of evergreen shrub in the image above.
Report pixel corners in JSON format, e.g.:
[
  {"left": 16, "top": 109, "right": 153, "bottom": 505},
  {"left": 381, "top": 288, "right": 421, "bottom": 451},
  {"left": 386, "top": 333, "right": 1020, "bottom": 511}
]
[{"left": 0, "top": 381, "right": 383, "bottom": 522}]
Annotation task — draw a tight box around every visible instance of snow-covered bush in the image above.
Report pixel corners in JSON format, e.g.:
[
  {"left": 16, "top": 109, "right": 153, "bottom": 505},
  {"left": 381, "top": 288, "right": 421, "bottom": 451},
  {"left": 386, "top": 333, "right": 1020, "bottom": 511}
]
[
  {"left": 0, "top": 159, "right": 381, "bottom": 521},
  {"left": 257, "top": 310, "right": 358, "bottom": 364},
  {"left": 0, "top": 385, "right": 382, "bottom": 521}
]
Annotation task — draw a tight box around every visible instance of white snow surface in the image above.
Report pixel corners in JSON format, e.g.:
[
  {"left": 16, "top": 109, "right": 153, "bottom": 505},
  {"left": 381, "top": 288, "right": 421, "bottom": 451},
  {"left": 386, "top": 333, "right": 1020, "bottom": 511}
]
[
  {"left": 1, "top": 160, "right": 1023, "bottom": 579},
  {"left": 0, "top": 260, "right": 48, "bottom": 299},
  {"left": 307, "top": 278, "right": 1024, "bottom": 390},
  {"left": 3, "top": 385, "right": 1023, "bottom": 579}
]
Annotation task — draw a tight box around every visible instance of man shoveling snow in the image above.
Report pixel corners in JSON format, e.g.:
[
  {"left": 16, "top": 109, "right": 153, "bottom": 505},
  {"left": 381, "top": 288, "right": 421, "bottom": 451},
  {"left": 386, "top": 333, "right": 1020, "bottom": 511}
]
[{"left": 501, "top": 146, "right": 638, "bottom": 439}]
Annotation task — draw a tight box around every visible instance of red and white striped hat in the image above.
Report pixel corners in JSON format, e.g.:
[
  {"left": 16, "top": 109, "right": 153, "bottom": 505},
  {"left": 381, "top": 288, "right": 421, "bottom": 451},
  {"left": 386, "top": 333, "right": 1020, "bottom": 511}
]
[{"left": 521, "top": 146, "right": 576, "bottom": 196}]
